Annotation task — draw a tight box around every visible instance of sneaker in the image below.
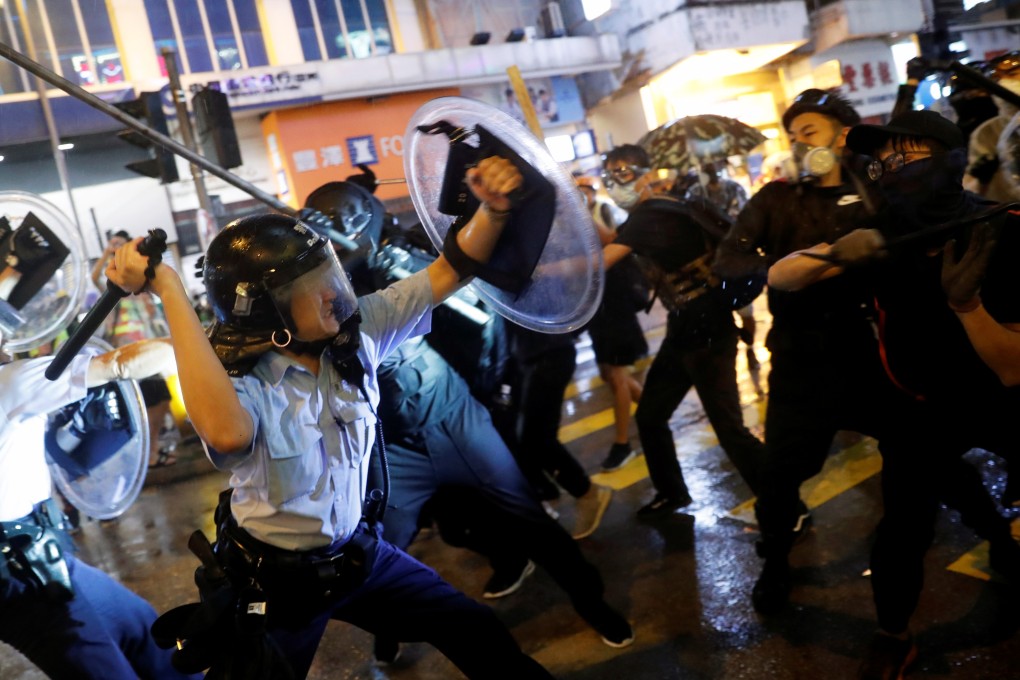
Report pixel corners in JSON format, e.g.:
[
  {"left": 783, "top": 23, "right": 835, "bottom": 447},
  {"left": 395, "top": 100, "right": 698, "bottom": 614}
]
[
  {"left": 483, "top": 560, "right": 535, "bottom": 599},
  {"left": 373, "top": 636, "right": 401, "bottom": 666},
  {"left": 580, "top": 602, "right": 635, "bottom": 649},
  {"left": 601, "top": 443, "right": 637, "bottom": 472},
  {"left": 857, "top": 632, "right": 918, "bottom": 680},
  {"left": 751, "top": 557, "right": 791, "bottom": 615},
  {"left": 573, "top": 485, "right": 612, "bottom": 539},
  {"left": 636, "top": 491, "right": 692, "bottom": 519}
]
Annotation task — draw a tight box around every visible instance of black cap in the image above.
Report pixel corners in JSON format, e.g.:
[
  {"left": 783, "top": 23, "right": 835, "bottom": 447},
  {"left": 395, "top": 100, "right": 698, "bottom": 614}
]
[
  {"left": 782, "top": 88, "right": 861, "bottom": 130},
  {"left": 846, "top": 110, "right": 965, "bottom": 154}
]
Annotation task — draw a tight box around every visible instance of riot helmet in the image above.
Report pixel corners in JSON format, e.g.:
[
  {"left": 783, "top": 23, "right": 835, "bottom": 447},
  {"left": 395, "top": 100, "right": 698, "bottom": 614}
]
[
  {"left": 203, "top": 214, "right": 358, "bottom": 342},
  {"left": 303, "top": 180, "right": 385, "bottom": 249}
]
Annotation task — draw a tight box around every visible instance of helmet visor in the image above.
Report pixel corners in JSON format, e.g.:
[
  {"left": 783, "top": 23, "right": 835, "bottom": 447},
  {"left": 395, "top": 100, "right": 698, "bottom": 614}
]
[{"left": 268, "top": 245, "right": 358, "bottom": 340}]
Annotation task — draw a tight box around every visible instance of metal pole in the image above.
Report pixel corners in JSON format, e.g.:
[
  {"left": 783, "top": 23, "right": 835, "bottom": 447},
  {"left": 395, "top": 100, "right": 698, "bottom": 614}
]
[
  {"left": 13, "top": 0, "right": 84, "bottom": 236},
  {"left": 0, "top": 40, "right": 296, "bottom": 215},
  {"left": 162, "top": 47, "right": 216, "bottom": 250}
]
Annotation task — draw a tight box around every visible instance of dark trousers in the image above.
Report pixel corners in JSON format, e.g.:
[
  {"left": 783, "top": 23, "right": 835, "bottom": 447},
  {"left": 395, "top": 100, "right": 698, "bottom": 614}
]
[
  {"left": 261, "top": 537, "right": 552, "bottom": 679},
  {"left": 0, "top": 553, "right": 194, "bottom": 679},
  {"left": 383, "top": 390, "right": 609, "bottom": 625},
  {"left": 755, "top": 335, "right": 894, "bottom": 551},
  {"left": 871, "top": 401, "right": 1017, "bottom": 634},
  {"left": 635, "top": 330, "right": 764, "bottom": 500},
  {"left": 515, "top": 343, "right": 591, "bottom": 498}
]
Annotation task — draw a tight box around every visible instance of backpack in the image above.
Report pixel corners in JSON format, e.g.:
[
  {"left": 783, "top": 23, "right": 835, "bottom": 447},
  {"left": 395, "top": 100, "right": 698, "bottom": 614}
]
[{"left": 638, "top": 197, "right": 765, "bottom": 313}]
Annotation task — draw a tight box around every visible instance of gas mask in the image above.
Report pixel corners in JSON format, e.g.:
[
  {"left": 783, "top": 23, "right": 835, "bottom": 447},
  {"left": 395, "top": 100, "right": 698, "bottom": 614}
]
[
  {"left": 607, "top": 182, "right": 641, "bottom": 211},
  {"left": 784, "top": 142, "right": 839, "bottom": 183}
]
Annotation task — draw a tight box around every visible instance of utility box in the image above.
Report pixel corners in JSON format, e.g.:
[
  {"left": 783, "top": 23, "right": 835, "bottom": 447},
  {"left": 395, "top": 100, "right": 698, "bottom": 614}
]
[{"left": 539, "top": 2, "right": 566, "bottom": 39}]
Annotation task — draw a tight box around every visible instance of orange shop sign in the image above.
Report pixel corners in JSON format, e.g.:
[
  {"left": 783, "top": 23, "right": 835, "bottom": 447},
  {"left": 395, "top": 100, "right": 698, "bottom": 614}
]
[{"left": 261, "top": 88, "right": 458, "bottom": 206}]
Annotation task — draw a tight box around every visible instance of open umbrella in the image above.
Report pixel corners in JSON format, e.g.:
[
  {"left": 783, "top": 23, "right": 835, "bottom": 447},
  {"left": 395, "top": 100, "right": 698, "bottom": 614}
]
[{"left": 638, "top": 114, "right": 767, "bottom": 172}]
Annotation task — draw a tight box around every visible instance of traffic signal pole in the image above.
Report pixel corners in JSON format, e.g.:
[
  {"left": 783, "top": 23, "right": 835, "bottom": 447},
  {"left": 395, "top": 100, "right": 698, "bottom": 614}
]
[
  {"left": 162, "top": 47, "right": 216, "bottom": 250},
  {"left": 0, "top": 40, "right": 295, "bottom": 217}
]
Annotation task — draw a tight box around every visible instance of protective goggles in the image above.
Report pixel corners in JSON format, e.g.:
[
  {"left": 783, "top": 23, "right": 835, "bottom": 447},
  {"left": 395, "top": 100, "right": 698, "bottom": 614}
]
[
  {"left": 600, "top": 165, "right": 649, "bottom": 188},
  {"left": 865, "top": 151, "right": 935, "bottom": 181}
]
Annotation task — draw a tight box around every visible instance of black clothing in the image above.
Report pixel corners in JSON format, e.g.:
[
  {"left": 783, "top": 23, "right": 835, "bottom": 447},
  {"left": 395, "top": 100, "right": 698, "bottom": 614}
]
[
  {"left": 866, "top": 198, "right": 1020, "bottom": 634},
  {"left": 509, "top": 328, "right": 591, "bottom": 498},
  {"left": 716, "top": 180, "right": 898, "bottom": 551},
  {"left": 615, "top": 197, "right": 763, "bottom": 501},
  {"left": 586, "top": 255, "right": 649, "bottom": 366},
  {"left": 616, "top": 197, "right": 736, "bottom": 348}
]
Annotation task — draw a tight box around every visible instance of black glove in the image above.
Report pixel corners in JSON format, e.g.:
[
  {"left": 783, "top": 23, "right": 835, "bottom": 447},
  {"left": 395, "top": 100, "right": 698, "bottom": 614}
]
[
  {"left": 906, "top": 57, "right": 930, "bottom": 82},
  {"left": 942, "top": 221, "right": 998, "bottom": 312},
  {"left": 829, "top": 229, "right": 886, "bottom": 266},
  {"left": 967, "top": 154, "right": 1000, "bottom": 184}
]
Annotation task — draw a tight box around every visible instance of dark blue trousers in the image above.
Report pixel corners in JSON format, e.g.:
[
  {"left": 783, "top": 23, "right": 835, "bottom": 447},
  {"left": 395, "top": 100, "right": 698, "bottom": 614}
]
[
  {"left": 264, "top": 537, "right": 553, "bottom": 679},
  {"left": 0, "top": 553, "right": 193, "bottom": 679}
]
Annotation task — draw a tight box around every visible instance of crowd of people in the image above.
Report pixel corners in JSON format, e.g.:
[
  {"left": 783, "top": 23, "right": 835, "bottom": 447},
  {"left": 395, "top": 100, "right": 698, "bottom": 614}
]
[{"left": 1, "top": 53, "right": 1019, "bottom": 680}]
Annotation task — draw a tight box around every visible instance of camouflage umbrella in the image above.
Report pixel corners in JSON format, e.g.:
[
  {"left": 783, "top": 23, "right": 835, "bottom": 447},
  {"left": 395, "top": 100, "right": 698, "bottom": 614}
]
[{"left": 638, "top": 114, "right": 767, "bottom": 172}]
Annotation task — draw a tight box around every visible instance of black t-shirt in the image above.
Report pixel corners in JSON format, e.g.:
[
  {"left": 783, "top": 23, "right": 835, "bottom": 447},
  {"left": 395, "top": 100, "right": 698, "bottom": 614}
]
[
  {"left": 876, "top": 210, "right": 1020, "bottom": 403},
  {"left": 715, "top": 180, "right": 879, "bottom": 336},
  {"left": 616, "top": 197, "right": 735, "bottom": 347}
]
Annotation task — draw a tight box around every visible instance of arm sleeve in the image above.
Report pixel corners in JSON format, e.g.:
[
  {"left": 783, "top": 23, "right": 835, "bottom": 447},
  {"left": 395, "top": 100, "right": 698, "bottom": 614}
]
[
  {"left": 0, "top": 352, "right": 94, "bottom": 430},
  {"left": 713, "top": 186, "right": 772, "bottom": 278},
  {"left": 357, "top": 268, "right": 434, "bottom": 368},
  {"left": 202, "top": 376, "right": 259, "bottom": 470}
]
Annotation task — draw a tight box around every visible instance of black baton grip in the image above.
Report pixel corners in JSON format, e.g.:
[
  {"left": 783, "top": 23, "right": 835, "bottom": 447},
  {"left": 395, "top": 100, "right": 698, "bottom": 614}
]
[{"left": 44, "top": 229, "right": 168, "bottom": 381}]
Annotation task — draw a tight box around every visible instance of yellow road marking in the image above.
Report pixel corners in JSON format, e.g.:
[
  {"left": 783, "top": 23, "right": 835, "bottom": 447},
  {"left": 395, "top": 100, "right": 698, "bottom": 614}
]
[{"left": 947, "top": 517, "right": 1020, "bottom": 582}]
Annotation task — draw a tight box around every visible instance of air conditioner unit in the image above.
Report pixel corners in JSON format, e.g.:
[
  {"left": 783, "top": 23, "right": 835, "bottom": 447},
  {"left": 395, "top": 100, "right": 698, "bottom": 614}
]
[{"left": 539, "top": 1, "right": 566, "bottom": 39}]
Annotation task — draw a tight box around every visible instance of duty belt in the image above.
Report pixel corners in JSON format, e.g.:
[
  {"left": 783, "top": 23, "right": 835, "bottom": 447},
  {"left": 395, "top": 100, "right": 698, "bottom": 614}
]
[{"left": 220, "top": 520, "right": 353, "bottom": 582}]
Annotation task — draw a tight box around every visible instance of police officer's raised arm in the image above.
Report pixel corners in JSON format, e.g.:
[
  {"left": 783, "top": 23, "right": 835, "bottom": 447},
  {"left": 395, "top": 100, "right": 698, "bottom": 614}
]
[
  {"left": 107, "top": 241, "right": 254, "bottom": 455},
  {"left": 426, "top": 156, "right": 521, "bottom": 303}
]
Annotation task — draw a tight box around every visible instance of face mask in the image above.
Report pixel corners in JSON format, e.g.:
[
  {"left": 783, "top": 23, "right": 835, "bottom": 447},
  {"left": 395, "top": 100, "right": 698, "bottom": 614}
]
[
  {"left": 607, "top": 183, "right": 641, "bottom": 210},
  {"left": 877, "top": 153, "right": 969, "bottom": 237},
  {"left": 789, "top": 142, "right": 839, "bottom": 180}
]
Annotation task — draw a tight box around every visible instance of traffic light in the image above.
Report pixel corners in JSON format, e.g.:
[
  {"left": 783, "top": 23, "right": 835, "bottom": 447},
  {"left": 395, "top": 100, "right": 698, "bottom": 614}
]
[
  {"left": 114, "top": 91, "right": 179, "bottom": 184},
  {"left": 193, "top": 87, "right": 242, "bottom": 169}
]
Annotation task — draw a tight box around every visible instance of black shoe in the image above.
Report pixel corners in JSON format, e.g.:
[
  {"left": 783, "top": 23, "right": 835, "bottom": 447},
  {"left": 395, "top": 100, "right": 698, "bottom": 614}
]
[
  {"left": 483, "top": 560, "right": 535, "bottom": 599},
  {"left": 580, "top": 602, "right": 635, "bottom": 649},
  {"left": 857, "top": 632, "right": 917, "bottom": 680},
  {"left": 373, "top": 636, "right": 401, "bottom": 666},
  {"left": 751, "top": 558, "right": 791, "bottom": 615},
  {"left": 636, "top": 492, "right": 692, "bottom": 519},
  {"left": 601, "top": 443, "right": 637, "bottom": 472}
]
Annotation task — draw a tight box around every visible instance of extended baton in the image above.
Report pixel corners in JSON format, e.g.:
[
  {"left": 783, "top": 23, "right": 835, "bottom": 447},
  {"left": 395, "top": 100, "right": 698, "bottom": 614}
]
[{"left": 45, "top": 229, "right": 167, "bottom": 381}]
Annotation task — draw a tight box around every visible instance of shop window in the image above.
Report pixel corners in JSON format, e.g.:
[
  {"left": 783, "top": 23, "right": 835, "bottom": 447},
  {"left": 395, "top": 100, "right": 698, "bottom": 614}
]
[
  {"left": 143, "top": 0, "right": 269, "bottom": 74},
  {"left": 0, "top": 0, "right": 121, "bottom": 93},
  {"left": 290, "top": 0, "right": 393, "bottom": 62}
]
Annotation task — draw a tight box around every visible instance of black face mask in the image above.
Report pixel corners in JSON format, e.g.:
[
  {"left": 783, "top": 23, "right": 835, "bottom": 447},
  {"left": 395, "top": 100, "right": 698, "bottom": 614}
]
[{"left": 876, "top": 151, "right": 968, "bottom": 236}]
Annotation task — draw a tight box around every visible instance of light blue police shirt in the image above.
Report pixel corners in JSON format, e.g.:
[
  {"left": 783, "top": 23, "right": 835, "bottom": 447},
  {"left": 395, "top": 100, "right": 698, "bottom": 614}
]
[{"left": 205, "top": 269, "right": 433, "bottom": 551}]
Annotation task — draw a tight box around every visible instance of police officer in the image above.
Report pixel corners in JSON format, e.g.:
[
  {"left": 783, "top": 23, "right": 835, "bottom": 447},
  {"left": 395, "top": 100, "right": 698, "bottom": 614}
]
[
  {"left": 371, "top": 335, "right": 633, "bottom": 662},
  {"left": 0, "top": 333, "right": 195, "bottom": 679},
  {"left": 108, "top": 156, "right": 555, "bottom": 680}
]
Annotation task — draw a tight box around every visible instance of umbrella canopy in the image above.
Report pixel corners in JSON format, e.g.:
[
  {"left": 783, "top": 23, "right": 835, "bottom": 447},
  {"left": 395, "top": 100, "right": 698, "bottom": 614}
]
[{"left": 638, "top": 114, "right": 767, "bottom": 172}]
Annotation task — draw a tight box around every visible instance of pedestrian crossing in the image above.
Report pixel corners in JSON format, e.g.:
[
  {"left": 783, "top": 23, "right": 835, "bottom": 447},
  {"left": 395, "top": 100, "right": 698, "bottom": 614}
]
[{"left": 559, "top": 341, "right": 1016, "bottom": 583}]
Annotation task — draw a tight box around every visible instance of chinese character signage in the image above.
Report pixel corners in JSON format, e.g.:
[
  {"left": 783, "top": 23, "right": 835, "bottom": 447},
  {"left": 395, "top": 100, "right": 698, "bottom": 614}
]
[
  {"left": 261, "top": 88, "right": 457, "bottom": 207},
  {"left": 813, "top": 39, "right": 900, "bottom": 119}
]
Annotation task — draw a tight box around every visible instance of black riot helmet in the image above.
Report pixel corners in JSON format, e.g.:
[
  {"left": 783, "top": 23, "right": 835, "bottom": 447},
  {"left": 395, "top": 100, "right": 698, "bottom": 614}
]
[
  {"left": 304, "top": 180, "right": 385, "bottom": 248},
  {"left": 203, "top": 213, "right": 358, "bottom": 336}
]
